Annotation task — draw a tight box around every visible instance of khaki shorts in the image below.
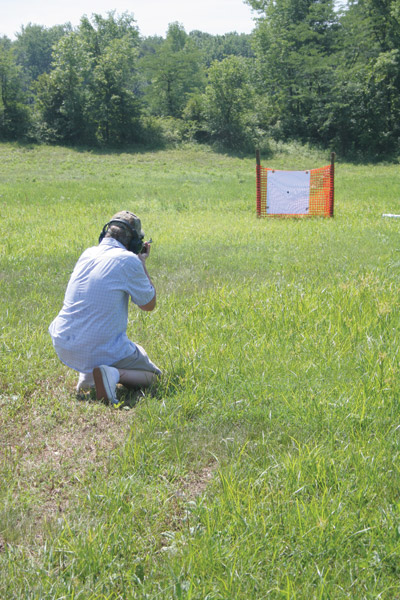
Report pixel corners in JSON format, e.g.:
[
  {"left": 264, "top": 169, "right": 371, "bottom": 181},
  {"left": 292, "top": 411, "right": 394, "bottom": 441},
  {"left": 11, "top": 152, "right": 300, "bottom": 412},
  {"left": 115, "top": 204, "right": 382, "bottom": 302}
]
[{"left": 112, "top": 344, "right": 161, "bottom": 375}]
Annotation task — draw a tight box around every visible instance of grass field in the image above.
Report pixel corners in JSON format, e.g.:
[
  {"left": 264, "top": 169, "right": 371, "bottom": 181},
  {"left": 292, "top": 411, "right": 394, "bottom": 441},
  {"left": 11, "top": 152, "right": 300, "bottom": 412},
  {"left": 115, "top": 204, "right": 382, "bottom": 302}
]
[{"left": 1, "top": 141, "right": 400, "bottom": 599}]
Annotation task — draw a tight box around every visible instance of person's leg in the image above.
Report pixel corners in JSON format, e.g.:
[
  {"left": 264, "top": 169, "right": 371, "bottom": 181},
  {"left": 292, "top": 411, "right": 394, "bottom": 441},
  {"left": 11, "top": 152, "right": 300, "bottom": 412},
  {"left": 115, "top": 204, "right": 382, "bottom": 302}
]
[
  {"left": 93, "top": 366, "right": 158, "bottom": 403},
  {"left": 118, "top": 368, "right": 158, "bottom": 389},
  {"left": 112, "top": 344, "right": 161, "bottom": 390},
  {"left": 93, "top": 344, "right": 161, "bottom": 403}
]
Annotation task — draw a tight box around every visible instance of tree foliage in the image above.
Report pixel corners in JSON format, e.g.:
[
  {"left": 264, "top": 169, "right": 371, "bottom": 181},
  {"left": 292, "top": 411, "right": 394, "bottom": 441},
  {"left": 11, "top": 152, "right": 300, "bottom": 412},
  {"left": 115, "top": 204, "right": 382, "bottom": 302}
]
[
  {"left": 2, "top": 5, "right": 400, "bottom": 155},
  {"left": 14, "top": 23, "right": 72, "bottom": 84},
  {"left": 247, "top": 0, "right": 400, "bottom": 154},
  {"left": 140, "top": 22, "right": 204, "bottom": 118},
  {"left": 189, "top": 31, "right": 254, "bottom": 67},
  {"left": 249, "top": 0, "right": 339, "bottom": 142},
  {"left": 34, "top": 33, "right": 90, "bottom": 143},
  {"left": 202, "top": 56, "right": 256, "bottom": 148},
  {"left": 0, "top": 37, "right": 30, "bottom": 140},
  {"left": 34, "top": 12, "right": 141, "bottom": 145}
]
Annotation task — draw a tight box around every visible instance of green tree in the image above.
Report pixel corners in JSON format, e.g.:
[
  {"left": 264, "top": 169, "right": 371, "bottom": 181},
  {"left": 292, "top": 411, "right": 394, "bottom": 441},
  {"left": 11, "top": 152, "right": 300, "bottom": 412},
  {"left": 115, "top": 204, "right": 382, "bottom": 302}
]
[
  {"left": 34, "top": 32, "right": 90, "bottom": 143},
  {"left": 141, "top": 22, "right": 205, "bottom": 118},
  {"left": 138, "top": 35, "right": 164, "bottom": 59},
  {"left": 79, "top": 11, "right": 139, "bottom": 57},
  {"left": 189, "top": 31, "right": 254, "bottom": 67},
  {"left": 355, "top": 0, "right": 400, "bottom": 152},
  {"left": 79, "top": 12, "right": 141, "bottom": 144},
  {"left": 0, "top": 37, "right": 30, "bottom": 140},
  {"left": 325, "top": 0, "right": 400, "bottom": 154},
  {"left": 14, "top": 23, "right": 71, "bottom": 83},
  {"left": 202, "top": 55, "right": 256, "bottom": 148},
  {"left": 34, "top": 12, "right": 142, "bottom": 145},
  {"left": 87, "top": 36, "right": 141, "bottom": 144},
  {"left": 247, "top": 0, "right": 339, "bottom": 143},
  {"left": 248, "top": 0, "right": 400, "bottom": 154}
]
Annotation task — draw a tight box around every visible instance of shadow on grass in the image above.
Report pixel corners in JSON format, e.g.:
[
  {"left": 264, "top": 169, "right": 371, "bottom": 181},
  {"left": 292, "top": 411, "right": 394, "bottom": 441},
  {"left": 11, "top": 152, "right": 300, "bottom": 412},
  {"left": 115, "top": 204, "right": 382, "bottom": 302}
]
[
  {"left": 11, "top": 138, "right": 400, "bottom": 165},
  {"left": 75, "top": 386, "right": 145, "bottom": 410}
]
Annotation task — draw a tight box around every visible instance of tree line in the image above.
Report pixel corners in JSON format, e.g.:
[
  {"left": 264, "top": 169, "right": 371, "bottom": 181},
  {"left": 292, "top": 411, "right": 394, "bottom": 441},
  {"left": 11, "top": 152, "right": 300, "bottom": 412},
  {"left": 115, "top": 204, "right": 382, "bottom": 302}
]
[{"left": 1, "top": 0, "right": 399, "bottom": 156}]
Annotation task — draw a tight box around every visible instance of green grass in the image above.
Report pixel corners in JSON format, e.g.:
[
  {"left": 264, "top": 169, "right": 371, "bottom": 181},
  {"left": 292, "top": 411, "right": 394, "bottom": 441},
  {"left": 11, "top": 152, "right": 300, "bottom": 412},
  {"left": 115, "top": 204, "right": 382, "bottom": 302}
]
[{"left": 1, "top": 141, "right": 400, "bottom": 598}]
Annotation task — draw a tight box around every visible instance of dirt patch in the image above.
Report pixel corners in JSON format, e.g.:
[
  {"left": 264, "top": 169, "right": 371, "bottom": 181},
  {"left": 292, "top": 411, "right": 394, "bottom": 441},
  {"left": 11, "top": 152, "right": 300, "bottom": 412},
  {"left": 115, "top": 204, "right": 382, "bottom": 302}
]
[
  {"left": 20, "top": 412, "right": 131, "bottom": 519},
  {"left": 0, "top": 386, "right": 136, "bottom": 540},
  {"left": 1, "top": 378, "right": 216, "bottom": 547},
  {"left": 179, "top": 462, "right": 217, "bottom": 500}
]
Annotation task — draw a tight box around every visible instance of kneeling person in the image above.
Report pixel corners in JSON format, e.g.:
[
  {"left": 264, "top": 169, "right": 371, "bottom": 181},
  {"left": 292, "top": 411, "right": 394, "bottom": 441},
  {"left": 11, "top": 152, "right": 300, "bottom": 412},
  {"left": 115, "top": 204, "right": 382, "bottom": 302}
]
[{"left": 49, "top": 211, "right": 161, "bottom": 404}]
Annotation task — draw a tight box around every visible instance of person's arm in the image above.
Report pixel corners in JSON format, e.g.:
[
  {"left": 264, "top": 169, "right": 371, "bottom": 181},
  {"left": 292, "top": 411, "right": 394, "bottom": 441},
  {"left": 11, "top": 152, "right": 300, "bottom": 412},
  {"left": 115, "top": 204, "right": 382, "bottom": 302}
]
[{"left": 138, "top": 242, "right": 156, "bottom": 312}]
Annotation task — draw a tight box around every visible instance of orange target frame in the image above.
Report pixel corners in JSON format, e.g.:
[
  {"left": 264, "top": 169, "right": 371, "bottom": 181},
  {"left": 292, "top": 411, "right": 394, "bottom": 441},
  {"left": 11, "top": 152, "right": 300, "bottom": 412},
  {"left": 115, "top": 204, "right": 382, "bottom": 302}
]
[{"left": 256, "top": 151, "right": 335, "bottom": 218}]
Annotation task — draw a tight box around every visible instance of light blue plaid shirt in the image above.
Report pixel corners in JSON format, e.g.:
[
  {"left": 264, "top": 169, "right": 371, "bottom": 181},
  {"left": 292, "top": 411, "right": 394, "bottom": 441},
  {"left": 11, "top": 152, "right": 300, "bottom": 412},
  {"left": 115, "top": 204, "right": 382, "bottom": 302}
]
[{"left": 49, "top": 238, "right": 155, "bottom": 373}]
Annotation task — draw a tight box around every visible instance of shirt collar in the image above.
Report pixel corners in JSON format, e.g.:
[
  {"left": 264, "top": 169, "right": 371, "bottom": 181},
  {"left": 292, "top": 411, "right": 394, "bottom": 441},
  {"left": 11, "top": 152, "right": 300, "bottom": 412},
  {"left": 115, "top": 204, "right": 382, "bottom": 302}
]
[{"left": 100, "top": 237, "right": 127, "bottom": 251}]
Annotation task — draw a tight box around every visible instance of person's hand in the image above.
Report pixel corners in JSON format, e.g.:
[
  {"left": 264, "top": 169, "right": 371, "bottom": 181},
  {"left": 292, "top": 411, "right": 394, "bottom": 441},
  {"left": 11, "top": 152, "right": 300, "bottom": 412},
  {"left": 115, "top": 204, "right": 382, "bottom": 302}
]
[{"left": 139, "top": 241, "right": 151, "bottom": 261}]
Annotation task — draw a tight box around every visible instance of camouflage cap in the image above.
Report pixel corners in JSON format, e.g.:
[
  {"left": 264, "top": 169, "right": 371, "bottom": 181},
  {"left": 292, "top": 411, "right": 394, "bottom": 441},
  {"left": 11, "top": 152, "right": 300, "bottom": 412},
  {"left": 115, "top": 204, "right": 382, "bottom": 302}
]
[{"left": 109, "top": 211, "right": 143, "bottom": 237}]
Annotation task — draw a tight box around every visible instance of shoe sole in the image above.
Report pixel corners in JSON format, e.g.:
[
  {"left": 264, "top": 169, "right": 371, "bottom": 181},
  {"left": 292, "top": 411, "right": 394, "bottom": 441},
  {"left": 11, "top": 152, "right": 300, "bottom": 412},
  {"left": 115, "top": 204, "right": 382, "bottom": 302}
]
[{"left": 93, "top": 367, "right": 116, "bottom": 404}]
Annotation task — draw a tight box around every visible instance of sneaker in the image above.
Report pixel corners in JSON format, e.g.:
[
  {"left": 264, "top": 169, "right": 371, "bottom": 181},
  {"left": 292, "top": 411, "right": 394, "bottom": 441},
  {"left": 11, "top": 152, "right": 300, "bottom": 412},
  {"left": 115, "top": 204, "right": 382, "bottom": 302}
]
[
  {"left": 93, "top": 365, "right": 118, "bottom": 405},
  {"left": 76, "top": 374, "right": 95, "bottom": 392}
]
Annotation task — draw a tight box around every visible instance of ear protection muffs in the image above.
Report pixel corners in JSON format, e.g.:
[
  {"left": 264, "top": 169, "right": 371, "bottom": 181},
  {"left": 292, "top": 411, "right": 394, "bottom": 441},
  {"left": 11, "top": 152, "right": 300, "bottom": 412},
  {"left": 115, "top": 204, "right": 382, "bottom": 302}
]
[{"left": 99, "top": 218, "right": 144, "bottom": 254}]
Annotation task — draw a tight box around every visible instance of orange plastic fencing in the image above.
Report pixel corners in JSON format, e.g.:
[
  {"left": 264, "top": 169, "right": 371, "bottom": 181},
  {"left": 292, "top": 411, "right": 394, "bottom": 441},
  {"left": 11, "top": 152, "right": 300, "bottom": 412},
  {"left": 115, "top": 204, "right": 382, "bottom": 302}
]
[{"left": 256, "top": 162, "right": 334, "bottom": 218}]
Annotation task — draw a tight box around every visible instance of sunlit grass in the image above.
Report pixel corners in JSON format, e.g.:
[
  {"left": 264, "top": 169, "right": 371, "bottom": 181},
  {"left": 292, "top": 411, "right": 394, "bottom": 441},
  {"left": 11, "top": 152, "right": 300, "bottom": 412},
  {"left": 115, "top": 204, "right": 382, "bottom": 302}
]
[{"left": 1, "top": 142, "right": 400, "bottom": 598}]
